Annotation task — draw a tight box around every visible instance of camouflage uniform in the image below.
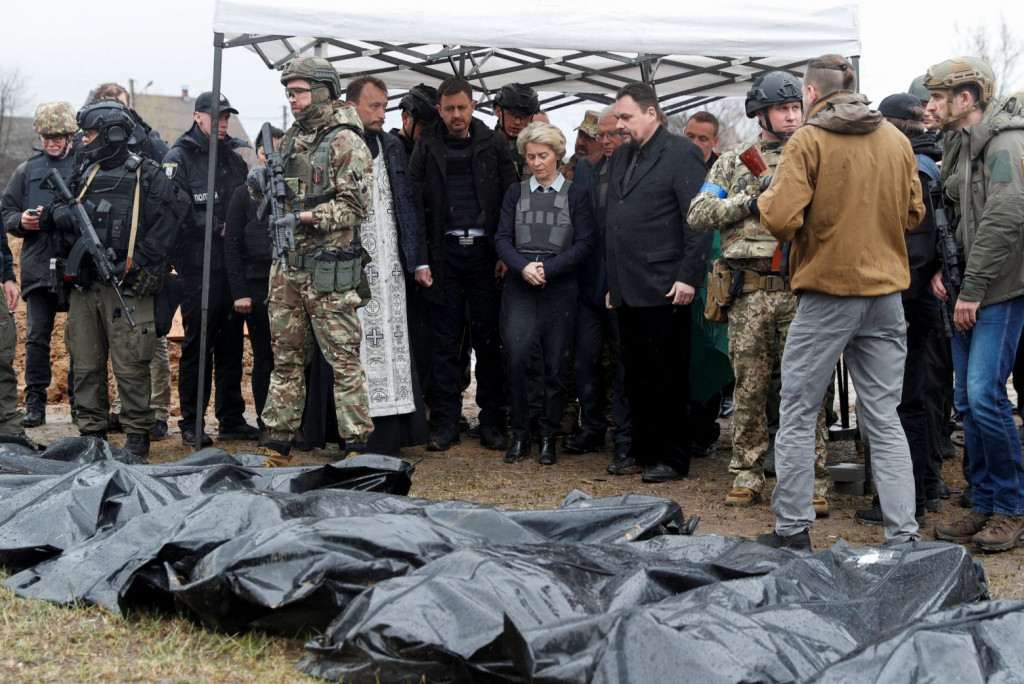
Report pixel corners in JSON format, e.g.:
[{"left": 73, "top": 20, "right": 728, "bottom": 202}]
[
  {"left": 260, "top": 103, "right": 375, "bottom": 444},
  {"left": 688, "top": 141, "right": 828, "bottom": 496}
]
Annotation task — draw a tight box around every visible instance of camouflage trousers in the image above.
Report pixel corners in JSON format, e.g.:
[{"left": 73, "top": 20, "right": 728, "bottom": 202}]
[
  {"left": 0, "top": 310, "right": 24, "bottom": 434},
  {"left": 261, "top": 265, "right": 373, "bottom": 443},
  {"left": 728, "top": 288, "right": 828, "bottom": 495},
  {"left": 66, "top": 285, "right": 157, "bottom": 434}
]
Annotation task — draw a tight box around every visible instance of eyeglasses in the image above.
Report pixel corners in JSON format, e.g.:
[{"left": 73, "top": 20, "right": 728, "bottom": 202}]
[
  {"left": 285, "top": 87, "right": 313, "bottom": 99},
  {"left": 597, "top": 132, "right": 622, "bottom": 140},
  {"left": 41, "top": 134, "right": 67, "bottom": 142}
]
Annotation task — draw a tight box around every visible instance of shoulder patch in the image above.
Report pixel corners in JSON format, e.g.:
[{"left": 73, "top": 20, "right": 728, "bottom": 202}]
[
  {"left": 985, "top": 149, "right": 1013, "bottom": 184},
  {"left": 163, "top": 163, "right": 178, "bottom": 180}
]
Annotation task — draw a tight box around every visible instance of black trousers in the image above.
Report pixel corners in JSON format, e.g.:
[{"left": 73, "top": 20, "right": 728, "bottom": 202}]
[
  {"left": 245, "top": 277, "right": 273, "bottom": 428},
  {"left": 617, "top": 303, "right": 692, "bottom": 471},
  {"left": 501, "top": 272, "right": 577, "bottom": 440},
  {"left": 23, "top": 289, "right": 73, "bottom": 410},
  {"left": 574, "top": 299, "right": 631, "bottom": 446},
  {"left": 429, "top": 241, "right": 505, "bottom": 429},
  {"left": 901, "top": 301, "right": 944, "bottom": 515},
  {"left": 178, "top": 269, "right": 246, "bottom": 429}
]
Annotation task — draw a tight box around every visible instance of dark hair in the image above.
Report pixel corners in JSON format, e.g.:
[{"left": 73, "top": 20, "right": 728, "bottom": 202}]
[
  {"left": 615, "top": 82, "right": 662, "bottom": 118},
  {"left": 345, "top": 75, "right": 388, "bottom": 104},
  {"left": 93, "top": 82, "right": 130, "bottom": 107},
  {"left": 804, "top": 54, "right": 857, "bottom": 94},
  {"left": 887, "top": 115, "right": 926, "bottom": 139},
  {"left": 437, "top": 77, "right": 474, "bottom": 101},
  {"left": 256, "top": 125, "right": 286, "bottom": 152},
  {"left": 686, "top": 111, "right": 720, "bottom": 136},
  {"left": 953, "top": 83, "right": 983, "bottom": 107}
]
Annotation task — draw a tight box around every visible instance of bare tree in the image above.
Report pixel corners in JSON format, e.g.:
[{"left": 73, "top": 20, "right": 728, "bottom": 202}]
[
  {"left": 0, "top": 65, "right": 28, "bottom": 153},
  {"left": 667, "top": 98, "right": 760, "bottom": 154},
  {"left": 956, "top": 13, "right": 1022, "bottom": 97}
]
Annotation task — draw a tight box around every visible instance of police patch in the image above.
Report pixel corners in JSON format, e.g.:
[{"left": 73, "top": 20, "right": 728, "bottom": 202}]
[{"left": 163, "top": 163, "right": 178, "bottom": 180}]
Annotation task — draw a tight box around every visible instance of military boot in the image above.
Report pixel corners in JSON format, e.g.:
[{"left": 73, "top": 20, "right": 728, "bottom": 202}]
[
  {"left": 125, "top": 433, "right": 150, "bottom": 458},
  {"left": 344, "top": 442, "right": 368, "bottom": 459},
  {"left": 256, "top": 437, "right": 293, "bottom": 467}
]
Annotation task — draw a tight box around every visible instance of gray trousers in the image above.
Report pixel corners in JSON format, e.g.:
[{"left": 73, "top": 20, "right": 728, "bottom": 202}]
[{"left": 773, "top": 292, "right": 919, "bottom": 541}]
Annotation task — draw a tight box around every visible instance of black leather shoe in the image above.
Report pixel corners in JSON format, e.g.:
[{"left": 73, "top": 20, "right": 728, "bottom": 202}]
[
  {"left": 607, "top": 445, "right": 641, "bottom": 475},
  {"left": 218, "top": 423, "right": 261, "bottom": 441},
  {"left": 150, "top": 419, "right": 168, "bottom": 441},
  {"left": 427, "top": 425, "right": 461, "bottom": 451},
  {"left": 107, "top": 412, "right": 122, "bottom": 433},
  {"left": 504, "top": 439, "right": 530, "bottom": 463},
  {"left": 479, "top": 424, "right": 508, "bottom": 451},
  {"left": 719, "top": 395, "right": 735, "bottom": 418},
  {"left": 538, "top": 437, "right": 557, "bottom": 465},
  {"left": 563, "top": 430, "right": 605, "bottom": 454},
  {"left": 692, "top": 441, "right": 715, "bottom": 458},
  {"left": 181, "top": 427, "right": 213, "bottom": 447},
  {"left": 642, "top": 462, "right": 687, "bottom": 483},
  {"left": 22, "top": 406, "right": 45, "bottom": 428},
  {"left": 125, "top": 433, "right": 150, "bottom": 458},
  {"left": 958, "top": 484, "right": 975, "bottom": 509},
  {"left": 756, "top": 529, "right": 811, "bottom": 551}
]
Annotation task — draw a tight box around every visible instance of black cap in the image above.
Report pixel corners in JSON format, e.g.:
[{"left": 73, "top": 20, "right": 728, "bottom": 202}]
[
  {"left": 194, "top": 91, "right": 239, "bottom": 115},
  {"left": 878, "top": 93, "right": 923, "bottom": 122}
]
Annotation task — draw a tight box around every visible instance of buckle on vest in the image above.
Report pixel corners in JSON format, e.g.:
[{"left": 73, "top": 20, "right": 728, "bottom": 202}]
[{"left": 457, "top": 237, "right": 476, "bottom": 246}]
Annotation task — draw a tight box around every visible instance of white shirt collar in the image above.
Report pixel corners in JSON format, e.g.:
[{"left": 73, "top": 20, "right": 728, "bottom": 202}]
[{"left": 529, "top": 173, "right": 565, "bottom": 193}]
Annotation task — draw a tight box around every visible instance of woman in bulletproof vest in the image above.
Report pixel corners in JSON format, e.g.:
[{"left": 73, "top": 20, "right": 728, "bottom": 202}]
[{"left": 494, "top": 123, "right": 595, "bottom": 466}]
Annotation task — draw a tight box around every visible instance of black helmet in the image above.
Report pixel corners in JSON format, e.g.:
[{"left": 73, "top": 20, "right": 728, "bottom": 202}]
[
  {"left": 77, "top": 99, "right": 136, "bottom": 148},
  {"left": 493, "top": 83, "right": 540, "bottom": 115},
  {"left": 399, "top": 84, "right": 440, "bottom": 125},
  {"left": 745, "top": 71, "right": 802, "bottom": 118}
]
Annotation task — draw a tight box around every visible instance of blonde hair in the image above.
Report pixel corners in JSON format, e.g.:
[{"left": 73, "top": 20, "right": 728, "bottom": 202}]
[{"left": 516, "top": 122, "right": 566, "bottom": 158}]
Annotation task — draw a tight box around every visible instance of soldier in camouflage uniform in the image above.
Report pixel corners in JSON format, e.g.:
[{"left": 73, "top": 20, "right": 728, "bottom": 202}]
[
  {"left": 688, "top": 71, "right": 831, "bottom": 511},
  {"left": 255, "top": 57, "right": 375, "bottom": 467}
]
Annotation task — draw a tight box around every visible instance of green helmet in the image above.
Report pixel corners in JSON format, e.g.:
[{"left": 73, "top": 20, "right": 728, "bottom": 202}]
[
  {"left": 907, "top": 75, "right": 930, "bottom": 104},
  {"left": 33, "top": 101, "right": 77, "bottom": 136},
  {"left": 280, "top": 56, "right": 342, "bottom": 99},
  {"left": 923, "top": 56, "right": 996, "bottom": 107}
]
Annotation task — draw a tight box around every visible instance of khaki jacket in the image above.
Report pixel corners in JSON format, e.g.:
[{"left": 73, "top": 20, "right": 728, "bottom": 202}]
[{"left": 759, "top": 92, "right": 925, "bottom": 296}]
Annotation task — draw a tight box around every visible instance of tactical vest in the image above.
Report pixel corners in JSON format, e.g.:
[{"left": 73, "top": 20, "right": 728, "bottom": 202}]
[
  {"left": 514, "top": 180, "right": 573, "bottom": 254},
  {"left": 720, "top": 141, "right": 782, "bottom": 261},
  {"left": 79, "top": 163, "right": 142, "bottom": 261},
  {"left": 23, "top": 153, "right": 76, "bottom": 210},
  {"left": 281, "top": 122, "right": 358, "bottom": 212}
]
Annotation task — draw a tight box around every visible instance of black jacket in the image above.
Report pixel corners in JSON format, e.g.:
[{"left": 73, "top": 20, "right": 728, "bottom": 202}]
[
  {"left": 223, "top": 184, "right": 271, "bottom": 301},
  {"left": 369, "top": 131, "right": 422, "bottom": 272},
  {"left": 605, "top": 126, "right": 711, "bottom": 307},
  {"left": 128, "top": 109, "right": 170, "bottom": 162},
  {"left": 408, "top": 117, "right": 517, "bottom": 302},
  {"left": 162, "top": 124, "right": 249, "bottom": 275},
  {"left": 904, "top": 133, "right": 943, "bottom": 304},
  {"left": 1, "top": 150, "right": 77, "bottom": 296}
]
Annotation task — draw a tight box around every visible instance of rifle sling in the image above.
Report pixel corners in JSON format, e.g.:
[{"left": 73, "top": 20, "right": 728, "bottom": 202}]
[{"left": 74, "top": 163, "right": 141, "bottom": 284}]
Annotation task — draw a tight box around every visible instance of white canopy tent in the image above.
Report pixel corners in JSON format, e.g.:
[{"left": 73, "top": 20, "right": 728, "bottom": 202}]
[
  {"left": 211, "top": 0, "right": 861, "bottom": 114},
  {"left": 185, "top": 0, "right": 860, "bottom": 449}
]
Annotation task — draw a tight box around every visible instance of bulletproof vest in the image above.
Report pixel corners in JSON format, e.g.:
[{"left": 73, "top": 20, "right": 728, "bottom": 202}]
[
  {"left": 80, "top": 164, "right": 141, "bottom": 261},
  {"left": 282, "top": 123, "right": 358, "bottom": 211},
  {"left": 444, "top": 140, "right": 483, "bottom": 231},
  {"left": 720, "top": 141, "right": 783, "bottom": 261},
  {"left": 23, "top": 152, "right": 76, "bottom": 210},
  {"left": 514, "top": 180, "right": 573, "bottom": 254}
]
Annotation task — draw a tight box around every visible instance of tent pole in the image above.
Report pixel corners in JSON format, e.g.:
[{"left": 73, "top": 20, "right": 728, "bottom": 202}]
[{"left": 193, "top": 32, "right": 224, "bottom": 451}]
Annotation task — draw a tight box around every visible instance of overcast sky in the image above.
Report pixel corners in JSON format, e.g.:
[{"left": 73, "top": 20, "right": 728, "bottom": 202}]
[{"left": 1, "top": 1, "right": 1020, "bottom": 143}]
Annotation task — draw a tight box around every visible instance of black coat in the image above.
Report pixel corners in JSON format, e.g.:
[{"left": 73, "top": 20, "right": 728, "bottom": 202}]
[
  {"left": 223, "top": 184, "right": 271, "bottom": 301},
  {"left": 605, "top": 126, "right": 711, "bottom": 307},
  {"left": 162, "top": 124, "right": 249, "bottom": 276},
  {"left": 409, "top": 117, "right": 517, "bottom": 303}
]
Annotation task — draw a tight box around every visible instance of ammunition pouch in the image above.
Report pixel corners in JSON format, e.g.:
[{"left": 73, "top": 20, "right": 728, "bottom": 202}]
[
  {"left": 705, "top": 259, "right": 733, "bottom": 323},
  {"left": 293, "top": 248, "right": 364, "bottom": 295},
  {"left": 48, "top": 257, "right": 71, "bottom": 312}
]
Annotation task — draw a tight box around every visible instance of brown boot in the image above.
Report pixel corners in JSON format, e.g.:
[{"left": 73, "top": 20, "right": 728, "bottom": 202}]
[
  {"left": 725, "top": 487, "right": 761, "bottom": 506},
  {"left": 813, "top": 495, "right": 830, "bottom": 518},
  {"left": 255, "top": 437, "right": 293, "bottom": 467},
  {"left": 934, "top": 511, "right": 990, "bottom": 543},
  {"left": 973, "top": 513, "right": 1024, "bottom": 552}
]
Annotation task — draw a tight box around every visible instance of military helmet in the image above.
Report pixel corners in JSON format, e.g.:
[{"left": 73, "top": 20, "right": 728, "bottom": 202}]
[
  {"left": 280, "top": 56, "right": 343, "bottom": 99},
  {"left": 494, "top": 83, "right": 540, "bottom": 115},
  {"left": 923, "top": 56, "right": 996, "bottom": 107},
  {"left": 907, "top": 75, "right": 931, "bottom": 104},
  {"left": 745, "top": 71, "right": 802, "bottom": 118},
  {"left": 77, "top": 99, "right": 136, "bottom": 148},
  {"left": 399, "top": 84, "right": 440, "bottom": 124},
  {"left": 33, "top": 101, "right": 78, "bottom": 136}
]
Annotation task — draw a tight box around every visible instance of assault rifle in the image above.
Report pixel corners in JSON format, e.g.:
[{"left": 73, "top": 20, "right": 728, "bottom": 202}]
[
  {"left": 930, "top": 180, "right": 962, "bottom": 338},
  {"left": 255, "top": 122, "right": 295, "bottom": 271},
  {"left": 43, "top": 168, "right": 136, "bottom": 327}
]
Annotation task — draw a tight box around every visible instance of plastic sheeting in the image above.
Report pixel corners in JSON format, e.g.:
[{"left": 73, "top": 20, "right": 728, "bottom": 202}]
[{"left": 0, "top": 438, "right": 1014, "bottom": 682}]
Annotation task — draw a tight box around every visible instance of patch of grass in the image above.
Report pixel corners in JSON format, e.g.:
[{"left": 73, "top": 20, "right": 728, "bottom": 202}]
[{"left": 0, "top": 579, "right": 308, "bottom": 683}]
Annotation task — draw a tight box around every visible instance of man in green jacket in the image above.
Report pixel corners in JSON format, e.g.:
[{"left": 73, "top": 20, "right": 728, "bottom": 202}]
[{"left": 927, "top": 57, "right": 1024, "bottom": 552}]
